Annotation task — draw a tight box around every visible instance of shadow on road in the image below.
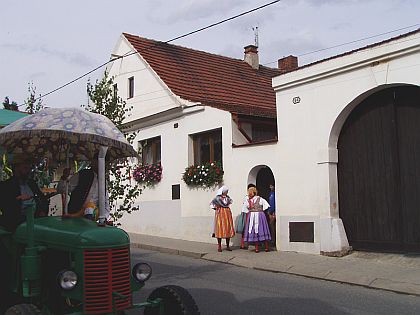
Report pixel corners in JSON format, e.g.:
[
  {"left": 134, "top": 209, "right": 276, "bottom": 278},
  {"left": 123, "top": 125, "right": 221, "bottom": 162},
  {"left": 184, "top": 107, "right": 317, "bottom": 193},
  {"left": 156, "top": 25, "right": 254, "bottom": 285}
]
[
  {"left": 130, "top": 249, "right": 350, "bottom": 314},
  {"left": 130, "top": 287, "right": 350, "bottom": 315}
]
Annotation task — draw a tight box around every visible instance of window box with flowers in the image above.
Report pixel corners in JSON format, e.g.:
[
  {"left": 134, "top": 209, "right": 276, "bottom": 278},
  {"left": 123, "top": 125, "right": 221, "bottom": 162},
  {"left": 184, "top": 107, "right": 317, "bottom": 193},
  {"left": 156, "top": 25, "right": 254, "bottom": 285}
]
[
  {"left": 132, "top": 162, "right": 162, "bottom": 187},
  {"left": 182, "top": 161, "right": 223, "bottom": 188}
]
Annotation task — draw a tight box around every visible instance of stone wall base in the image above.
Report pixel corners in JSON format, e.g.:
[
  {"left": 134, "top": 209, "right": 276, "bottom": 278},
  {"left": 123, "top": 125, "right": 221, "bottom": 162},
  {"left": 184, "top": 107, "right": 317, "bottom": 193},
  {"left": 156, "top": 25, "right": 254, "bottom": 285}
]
[{"left": 321, "top": 246, "right": 352, "bottom": 257}]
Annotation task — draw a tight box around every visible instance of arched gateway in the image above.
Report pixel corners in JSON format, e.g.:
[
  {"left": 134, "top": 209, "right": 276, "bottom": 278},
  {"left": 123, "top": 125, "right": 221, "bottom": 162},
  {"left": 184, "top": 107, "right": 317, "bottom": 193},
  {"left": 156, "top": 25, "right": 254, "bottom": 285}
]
[
  {"left": 247, "top": 165, "right": 275, "bottom": 202},
  {"left": 338, "top": 85, "right": 420, "bottom": 252}
]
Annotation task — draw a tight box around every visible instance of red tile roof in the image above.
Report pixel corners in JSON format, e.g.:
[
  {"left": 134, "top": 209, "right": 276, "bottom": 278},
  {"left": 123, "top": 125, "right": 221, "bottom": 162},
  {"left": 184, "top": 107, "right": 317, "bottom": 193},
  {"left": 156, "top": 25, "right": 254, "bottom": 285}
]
[{"left": 123, "top": 33, "right": 280, "bottom": 118}]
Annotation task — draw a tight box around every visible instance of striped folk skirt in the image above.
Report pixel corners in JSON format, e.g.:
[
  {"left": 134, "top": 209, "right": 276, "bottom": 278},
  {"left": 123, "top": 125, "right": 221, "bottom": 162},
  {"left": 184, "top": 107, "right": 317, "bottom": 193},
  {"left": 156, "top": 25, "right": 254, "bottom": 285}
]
[{"left": 213, "top": 207, "right": 235, "bottom": 239}]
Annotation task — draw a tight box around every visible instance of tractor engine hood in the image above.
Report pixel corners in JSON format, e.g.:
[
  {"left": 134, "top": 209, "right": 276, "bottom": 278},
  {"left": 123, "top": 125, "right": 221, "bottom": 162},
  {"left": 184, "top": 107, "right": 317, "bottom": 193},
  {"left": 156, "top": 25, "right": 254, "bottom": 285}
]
[{"left": 14, "top": 217, "right": 130, "bottom": 249}]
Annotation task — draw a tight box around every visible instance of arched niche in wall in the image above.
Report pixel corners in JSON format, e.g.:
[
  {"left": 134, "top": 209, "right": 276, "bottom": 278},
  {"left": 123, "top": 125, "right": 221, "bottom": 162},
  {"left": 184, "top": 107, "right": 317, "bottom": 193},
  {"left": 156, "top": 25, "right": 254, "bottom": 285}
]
[{"left": 247, "top": 165, "right": 275, "bottom": 202}]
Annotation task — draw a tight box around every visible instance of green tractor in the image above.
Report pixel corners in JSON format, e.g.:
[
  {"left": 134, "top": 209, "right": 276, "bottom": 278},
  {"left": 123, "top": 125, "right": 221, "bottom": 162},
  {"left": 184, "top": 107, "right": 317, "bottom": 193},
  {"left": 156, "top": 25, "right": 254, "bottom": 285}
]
[
  {"left": 0, "top": 203, "right": 199, "bottom": 314},
  {"left": 0, "top": 108, "right": 199, "bottom": 314}
]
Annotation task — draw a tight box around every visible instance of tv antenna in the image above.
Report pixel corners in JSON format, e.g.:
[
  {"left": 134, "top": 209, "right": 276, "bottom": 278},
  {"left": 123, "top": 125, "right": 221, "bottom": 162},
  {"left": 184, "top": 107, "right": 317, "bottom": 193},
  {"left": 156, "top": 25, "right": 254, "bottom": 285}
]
[{"left": 252, "top": 26, "right": 259, "bottom": 47}]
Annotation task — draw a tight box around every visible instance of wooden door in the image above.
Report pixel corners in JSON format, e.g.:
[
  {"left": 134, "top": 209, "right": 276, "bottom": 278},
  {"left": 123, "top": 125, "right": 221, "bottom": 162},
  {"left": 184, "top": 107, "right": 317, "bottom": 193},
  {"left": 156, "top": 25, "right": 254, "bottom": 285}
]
[
  {"left": 338, "top": 86, "right": 420, "bottom": 252},
  {"left": 395, "top": 86, "right": 420, "bottom": 251}
]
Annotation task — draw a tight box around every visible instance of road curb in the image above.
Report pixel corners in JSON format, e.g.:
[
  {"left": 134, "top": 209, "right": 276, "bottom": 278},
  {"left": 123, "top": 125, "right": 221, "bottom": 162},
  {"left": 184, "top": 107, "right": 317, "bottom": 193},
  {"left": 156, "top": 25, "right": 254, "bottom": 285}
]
[
  {"left": 131, "top": 242, "right": 420, "bottom": 297},
  {"left": 131, "top": 243, "right": 206, "bottom": 259},
  {"left": 201, "top": 255, "right": 420, "bottom": 297}
]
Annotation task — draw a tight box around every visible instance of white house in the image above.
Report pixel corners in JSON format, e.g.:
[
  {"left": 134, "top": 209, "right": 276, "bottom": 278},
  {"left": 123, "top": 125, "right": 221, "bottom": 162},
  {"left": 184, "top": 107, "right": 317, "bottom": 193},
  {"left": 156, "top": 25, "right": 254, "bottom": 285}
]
[
  {"left": 107, "top": 33, "right": 282, "bottom": 245},
  {"left": 272, "top": 28, "right": 420, "bottom": 254},
  {"left": 108, "top": 28, "right": 420, "bottom": 255}
]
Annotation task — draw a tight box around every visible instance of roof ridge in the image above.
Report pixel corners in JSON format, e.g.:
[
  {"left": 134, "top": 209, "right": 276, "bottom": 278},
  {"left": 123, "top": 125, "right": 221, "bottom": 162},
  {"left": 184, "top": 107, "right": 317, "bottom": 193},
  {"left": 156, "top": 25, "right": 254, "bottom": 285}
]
[
  {"left": 122, "top": 32, "right": 278, "bottom": 118},
  {"left": 123, "top": 32, "right": 279, "bottom": 73}
]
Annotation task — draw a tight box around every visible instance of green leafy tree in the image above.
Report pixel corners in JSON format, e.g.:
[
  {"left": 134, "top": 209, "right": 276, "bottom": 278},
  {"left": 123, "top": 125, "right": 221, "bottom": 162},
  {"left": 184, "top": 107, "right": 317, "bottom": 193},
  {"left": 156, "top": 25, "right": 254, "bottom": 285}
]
[
  {"left": 2, "top": 96, "right": 18, "bottom": 111},
  {"left": 22, "top": 82, "right": 49, "bottom": 187},
  {"left": 25, "top": 82, "right": 44, "bottom": 114},
  {"left": 0, "top": 154, "right": 13, "bottom": 181},
  {"left": 83, "top": 72, "right": 141, "bottom": 223},
  {"left": 2, "top": 85, "right": 46, "bottom": 183}
]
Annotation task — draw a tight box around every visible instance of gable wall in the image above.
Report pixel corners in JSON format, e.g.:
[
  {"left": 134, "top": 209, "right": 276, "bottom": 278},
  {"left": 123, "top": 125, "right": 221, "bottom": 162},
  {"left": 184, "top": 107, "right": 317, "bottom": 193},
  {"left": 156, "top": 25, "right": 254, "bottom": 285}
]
[{"left": 107, "top": 37, "right": 183, "bottom": 122}]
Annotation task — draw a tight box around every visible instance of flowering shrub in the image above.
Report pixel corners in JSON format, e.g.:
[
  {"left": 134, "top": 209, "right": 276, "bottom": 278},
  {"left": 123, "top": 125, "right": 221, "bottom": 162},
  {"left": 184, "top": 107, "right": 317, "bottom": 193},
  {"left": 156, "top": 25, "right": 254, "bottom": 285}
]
[
  {"left": 132, "top": 162, "right": 162, "bottom": 187},
  {"left": 182, "top": 161, "right": 223, "bottom": 188}
]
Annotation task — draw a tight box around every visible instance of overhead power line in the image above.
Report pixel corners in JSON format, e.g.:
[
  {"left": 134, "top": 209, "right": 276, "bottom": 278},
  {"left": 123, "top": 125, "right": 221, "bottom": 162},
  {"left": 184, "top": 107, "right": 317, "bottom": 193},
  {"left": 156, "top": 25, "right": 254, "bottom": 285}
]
[
  {"left": 264, "top": 23, "right": 420, "bottom": 66},
  {"left": 297, "top": 24, "right": 420, "bottom": 57},
  {"left": 18, "top": 0, "right": 281, "bottom": 107}
]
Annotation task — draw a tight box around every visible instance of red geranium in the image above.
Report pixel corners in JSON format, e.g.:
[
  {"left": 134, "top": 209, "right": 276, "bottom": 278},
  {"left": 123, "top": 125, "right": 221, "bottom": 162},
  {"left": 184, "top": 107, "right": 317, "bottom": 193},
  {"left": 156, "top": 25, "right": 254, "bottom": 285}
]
[{"left": 133, "top": 162, "right": 162, "bottom": 187}]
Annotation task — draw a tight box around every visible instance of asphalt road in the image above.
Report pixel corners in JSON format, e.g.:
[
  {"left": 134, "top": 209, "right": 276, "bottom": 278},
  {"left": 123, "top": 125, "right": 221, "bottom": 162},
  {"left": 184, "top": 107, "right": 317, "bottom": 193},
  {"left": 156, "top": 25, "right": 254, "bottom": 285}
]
[{"left": 129, "top": 247, "right": 420, "bottom": 315}]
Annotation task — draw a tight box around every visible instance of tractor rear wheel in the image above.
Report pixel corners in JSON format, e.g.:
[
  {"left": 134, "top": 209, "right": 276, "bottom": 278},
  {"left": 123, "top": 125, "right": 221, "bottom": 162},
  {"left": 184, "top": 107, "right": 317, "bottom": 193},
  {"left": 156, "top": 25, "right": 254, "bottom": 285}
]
[
  {"left": 5, "top": 304, "right": 41, "bottom": 315},
  {"left": 144, "top": 285, "right": 199, "bottom": 315}
]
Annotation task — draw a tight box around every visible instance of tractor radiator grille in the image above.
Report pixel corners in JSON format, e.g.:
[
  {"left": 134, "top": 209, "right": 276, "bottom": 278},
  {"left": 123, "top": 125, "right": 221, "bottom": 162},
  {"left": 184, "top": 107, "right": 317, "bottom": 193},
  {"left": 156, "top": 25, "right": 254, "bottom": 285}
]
[{"left": 83, "top": 247, "right": 131, "bottom": 314}]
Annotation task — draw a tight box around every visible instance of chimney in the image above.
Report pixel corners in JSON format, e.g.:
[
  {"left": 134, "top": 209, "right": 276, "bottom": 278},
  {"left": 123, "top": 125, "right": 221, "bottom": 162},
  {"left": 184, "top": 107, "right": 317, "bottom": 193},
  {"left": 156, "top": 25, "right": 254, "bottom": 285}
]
[
  {"left": 278, "top": 55, "right": 298, "bottom": 72},
  {"left": 244, "top": 45, "right": 259, "bottom": 70}
]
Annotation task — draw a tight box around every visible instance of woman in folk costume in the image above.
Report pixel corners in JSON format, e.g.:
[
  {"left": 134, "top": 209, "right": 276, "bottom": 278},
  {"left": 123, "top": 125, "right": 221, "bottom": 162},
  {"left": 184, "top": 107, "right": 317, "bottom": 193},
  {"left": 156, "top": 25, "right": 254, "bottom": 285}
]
[
  {"left": 240, "top": 183, "right": 256, "bottom": 250},
  {"left": 243, "top": 186, "right": 271, "bottom": 253},
  {"left": 210, "top": 186, "right": 235, "bottom": 252}
]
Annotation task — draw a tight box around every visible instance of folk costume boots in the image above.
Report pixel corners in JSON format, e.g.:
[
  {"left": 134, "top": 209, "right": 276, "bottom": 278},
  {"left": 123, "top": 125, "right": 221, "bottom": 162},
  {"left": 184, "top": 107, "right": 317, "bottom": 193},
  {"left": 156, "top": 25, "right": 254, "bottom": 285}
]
[
  {"left": 240, "top": 235, "right": 248, "bottom": 250},
  {"left": 226, "top": 238, "right": 232, "bottom": 251},
  {"left": 217, "top": 238, "right": 233, "bottom": 252}
]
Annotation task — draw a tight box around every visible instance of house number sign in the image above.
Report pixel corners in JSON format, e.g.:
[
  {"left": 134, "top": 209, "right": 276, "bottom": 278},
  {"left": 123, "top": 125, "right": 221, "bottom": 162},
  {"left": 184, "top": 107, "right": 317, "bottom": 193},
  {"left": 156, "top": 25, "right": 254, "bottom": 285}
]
[{"left": 292, "top": 96, "right": 301, "bottom": 104}]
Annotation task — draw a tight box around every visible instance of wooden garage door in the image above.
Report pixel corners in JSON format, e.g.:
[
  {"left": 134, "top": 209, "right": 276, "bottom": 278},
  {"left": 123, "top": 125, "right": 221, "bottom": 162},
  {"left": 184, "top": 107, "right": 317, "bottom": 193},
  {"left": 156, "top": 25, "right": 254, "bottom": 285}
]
[{"left": 338, "top": 86, "right": 420, "bottom": 252}]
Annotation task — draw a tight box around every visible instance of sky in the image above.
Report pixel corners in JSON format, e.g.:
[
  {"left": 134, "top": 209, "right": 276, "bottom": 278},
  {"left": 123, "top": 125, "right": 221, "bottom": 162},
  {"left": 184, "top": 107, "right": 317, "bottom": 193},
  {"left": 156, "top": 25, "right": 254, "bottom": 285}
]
[{"left": 1, "top": 0, "right": 419, "bottom": 109}]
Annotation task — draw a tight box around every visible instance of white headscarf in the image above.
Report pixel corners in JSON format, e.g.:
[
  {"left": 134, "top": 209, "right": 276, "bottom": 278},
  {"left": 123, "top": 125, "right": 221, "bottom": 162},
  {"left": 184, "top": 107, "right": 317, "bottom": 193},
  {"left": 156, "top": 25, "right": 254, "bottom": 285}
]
[{"left": 216, "top": 185, "right": 229, "bottom": 196}]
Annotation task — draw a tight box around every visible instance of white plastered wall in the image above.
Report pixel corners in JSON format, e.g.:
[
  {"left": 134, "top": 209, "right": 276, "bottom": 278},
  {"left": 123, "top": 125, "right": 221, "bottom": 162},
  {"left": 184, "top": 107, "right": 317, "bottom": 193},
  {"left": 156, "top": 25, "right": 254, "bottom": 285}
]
[
  {"left": 107, "top": 35, "right": 282, "bottom": 244},
  {"left": 272, "top": 31, "right": 420, "bottom": 254},
  {"left": 116, "top": 106, "right": 232, "bottom": 243},
  {"left": 115, "top": 103, "right": 280, "bottom": 244}
]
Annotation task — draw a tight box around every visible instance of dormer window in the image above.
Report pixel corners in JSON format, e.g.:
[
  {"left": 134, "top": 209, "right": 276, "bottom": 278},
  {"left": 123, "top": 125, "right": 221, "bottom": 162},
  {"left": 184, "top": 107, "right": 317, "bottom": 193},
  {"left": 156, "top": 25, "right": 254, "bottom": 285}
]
[{"left": 128, "top": 76, "right": 134, "bottom": 99}]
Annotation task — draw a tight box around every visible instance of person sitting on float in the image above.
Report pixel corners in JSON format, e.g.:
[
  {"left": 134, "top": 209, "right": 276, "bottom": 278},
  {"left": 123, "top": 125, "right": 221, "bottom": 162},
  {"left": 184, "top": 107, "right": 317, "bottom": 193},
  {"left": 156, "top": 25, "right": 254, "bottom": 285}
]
[
  {"left": 63, "top": 158, "right": 110, "bottom": 222},
  {"left": 0, "top": 156, "right": 48, "bottom": 231}
]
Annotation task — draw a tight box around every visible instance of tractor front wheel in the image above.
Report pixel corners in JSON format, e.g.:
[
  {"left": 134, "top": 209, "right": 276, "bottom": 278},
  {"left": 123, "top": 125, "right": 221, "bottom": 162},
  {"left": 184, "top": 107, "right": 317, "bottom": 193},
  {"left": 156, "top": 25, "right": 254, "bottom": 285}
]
[
  {"left": 5, "top": 304, "right": 41, "bottom": 315},
  {"left": 144, "top": 285, "right": 199, "bottom": 315}
]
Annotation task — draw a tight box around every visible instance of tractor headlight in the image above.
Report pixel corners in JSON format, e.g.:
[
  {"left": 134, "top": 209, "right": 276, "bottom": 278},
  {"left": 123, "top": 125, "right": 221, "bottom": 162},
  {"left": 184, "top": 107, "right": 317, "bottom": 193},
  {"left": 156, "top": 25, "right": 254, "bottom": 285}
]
[
  {"left": 132, "top": 263, "right": 152, "bottom": 282},
  {"left": 58, "top": 270, "right": 78, "bottom": 290}
]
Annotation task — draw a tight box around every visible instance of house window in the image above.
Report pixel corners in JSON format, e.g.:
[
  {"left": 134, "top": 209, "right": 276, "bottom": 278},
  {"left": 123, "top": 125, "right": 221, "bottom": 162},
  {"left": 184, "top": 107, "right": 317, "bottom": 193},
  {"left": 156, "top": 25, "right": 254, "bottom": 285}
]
[
  {"left": 113, "top": 83, "right": 118, "bottom": 98},
  {"left": 192, "top": 129, "right": 222, "bottom": 164},
  {"left": 236, "top": 115, "right": 277, "bottom": 142},
  {"left": 139, "top": 136, "right": 161, "bottom": 165},
  {"left": 128, "top": 77, "right": 134, "bottom": 99},
  {"left": 252, "top": 124, "right": 277, "bottom": 141}
]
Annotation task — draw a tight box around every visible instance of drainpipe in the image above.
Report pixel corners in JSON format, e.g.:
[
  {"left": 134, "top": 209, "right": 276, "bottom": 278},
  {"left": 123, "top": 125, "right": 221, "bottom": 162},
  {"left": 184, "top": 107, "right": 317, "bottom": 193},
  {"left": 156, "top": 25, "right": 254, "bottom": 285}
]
[{"left": 98, "top": 146, "right": 108, "bottom": 225}]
